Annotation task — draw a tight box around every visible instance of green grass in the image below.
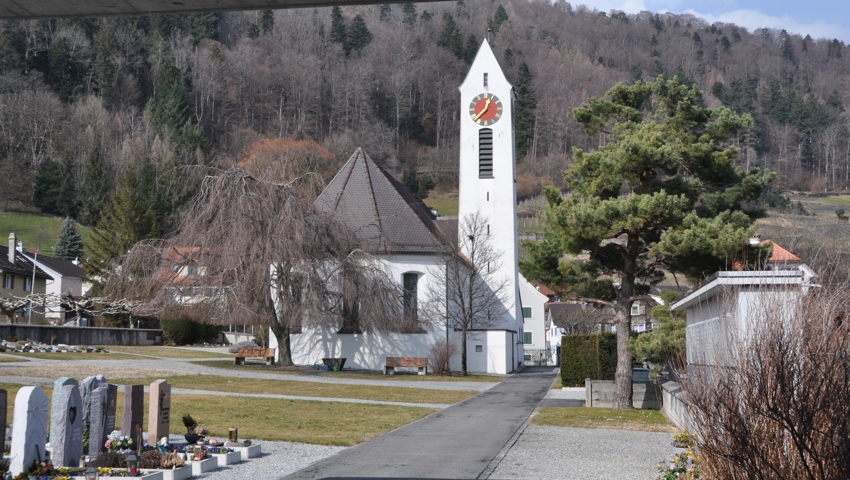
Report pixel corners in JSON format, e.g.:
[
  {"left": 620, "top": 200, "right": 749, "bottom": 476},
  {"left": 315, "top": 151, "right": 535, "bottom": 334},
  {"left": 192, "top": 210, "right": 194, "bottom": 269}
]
[
  {"left": 0, "top": 355, "right": 28, "bottom": 363},
  {"left": 807, "top": 195, "right": 850, "bottom": 207},
  {"left": 532, "top": 407, "right": 674, "bottom": 433},
  {"left": 551, "top": 375, "right": 563, "bottom": 389},
  {"left": 0, "top": 212, "right": 91, "bottom": 256},
  {"left": 423, "top": 191, "right": 459, "bottom": 217},
  {"left": 6, "top": 351, "right": 140, "bottom": 360},
  {"left": 110, "top": 374, "right": 477, "bottom": 404},
  {"left": 193, "top": 360, "right": 502, "bottom": 382},
  {"left": 0, "top": 383, "right": 432, "bottom": 445},
  {"left": 102, "top": 346, "right": 231, "bottom": 359}
]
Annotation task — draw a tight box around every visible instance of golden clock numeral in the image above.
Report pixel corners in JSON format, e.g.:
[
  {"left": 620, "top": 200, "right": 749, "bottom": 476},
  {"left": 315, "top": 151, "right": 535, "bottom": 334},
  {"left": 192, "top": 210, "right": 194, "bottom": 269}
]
[{"left": 476, "top": 119, "right": 482, "bottom": 125}]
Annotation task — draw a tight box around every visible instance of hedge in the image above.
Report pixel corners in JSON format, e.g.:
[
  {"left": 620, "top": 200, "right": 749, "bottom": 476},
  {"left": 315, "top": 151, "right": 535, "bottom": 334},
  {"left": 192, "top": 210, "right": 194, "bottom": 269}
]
[
  {"left": 560, "top": 333, "right": 617, "bottom": 387},
  {"left": 160, "top": 316, "right": 224, "bottom": 345}
]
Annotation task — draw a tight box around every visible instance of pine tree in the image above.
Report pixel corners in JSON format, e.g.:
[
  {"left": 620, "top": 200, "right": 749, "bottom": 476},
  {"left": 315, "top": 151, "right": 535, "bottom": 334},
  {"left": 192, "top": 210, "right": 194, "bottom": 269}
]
[
  {"left": 188, "top": 13, "right": 222, "bottom": 44},
  {"left": 56, "top": 156, "right": 78, "bottom": 218},
  {"left": 463, "top": 34, "right": 478, "bottom": 64},
  {"left": 522, "top": 77, "right": 772, "bottom": 409},
  {"left": 514, "top": 62, "right": 537, "bottom": 160},
  {"left": 33, "top": 159, "right": 62, "bottom": 214},
  {"left": 260, "top": 10, "right": 274, "bottom": 34},
  {"left": 247, "top": 23, "right": 260, "bottom": 39},
  {"left": 347, "top": 14, "right": 372, "bottom": 54},
  {"left": 94, "top": 22, "right": 118, "bottom": 109},
  {"left": 330, "top": 6, "right": 348, "bottom": 54},
  {"left": 401, "top": 3, "right": 417, "bottom": 26},
  {"left": 402, "top": 165, "right": 419, "bottom": 195},
  {"left": 80, "top": 146, "right": 108, "bottom": 226},
  {"left": 780, "top": 29, "right": 795, "bottom": 62},
  {"left": 493, "top": 5, "right": 508, "bottom": 31},
  {"left": 437, "top": 13, "right": 463, "bottom": 59},
  {"left": 53, "top": 217, "right": 84, "bottom": 261}
]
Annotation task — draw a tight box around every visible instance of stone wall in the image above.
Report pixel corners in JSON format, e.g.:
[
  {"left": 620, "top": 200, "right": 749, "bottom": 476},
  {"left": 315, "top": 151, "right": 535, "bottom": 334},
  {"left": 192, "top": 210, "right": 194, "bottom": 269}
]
[
  {"left": 0, "top": 325, "right": 162, "bottom": 345},
  {"left": 661, "top": 381, "right": 691, "bottom": 431},
  {"left": 584, "top": 378, "right": 660, "bottom": 409}
]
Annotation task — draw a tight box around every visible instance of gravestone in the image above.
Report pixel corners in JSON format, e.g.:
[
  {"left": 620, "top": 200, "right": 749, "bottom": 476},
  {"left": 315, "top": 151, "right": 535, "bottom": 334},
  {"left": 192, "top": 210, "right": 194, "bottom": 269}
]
[
  {"left": 88, "top": 385, "right": 109, "bottom": 457},
  {"left": 0, "top": 389, "right": 6, "bottom": 457},
  {"left": 121, "top": 385, "right": 144, "bottom": 447},
  {"left": 52, "top": 384, "right": 83, "bottom": 467},
  {"left": 80, "top": 374, "right": 106, "bottom": 428},
  {"left": 104, "top": 383, "right": 118, "bottom": 435},
  {"left": 50, "top": 377, "right": 79, "bottom": 446},
  {"left": 147, "top": 380, "right": 171, "bottom": 445},
  {"left": 9, "top": 386, "right": 49, "bottom": 477}
]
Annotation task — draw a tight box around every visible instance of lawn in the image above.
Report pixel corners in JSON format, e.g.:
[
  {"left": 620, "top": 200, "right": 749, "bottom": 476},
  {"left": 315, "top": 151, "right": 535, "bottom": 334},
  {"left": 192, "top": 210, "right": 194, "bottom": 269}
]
[
  {"left": 0, "top": 212, "right": 91, "bottom": 255},
  {"left": 102, "top": 346, "right": 231, "bottom": 359},
  {"left": 0, "top": 383, "right": 434, "bottom": 446},
  {"left": 193, "top": 360, "right": 502, "bottom": 382},
  {"left": 109, "top": 374, "right": 477, "bottom": 405},
  {"left": 532, "top": 407, "right": 674, "bottom": 433},
  {"left": 0, "top": 355, "right": 28, "bottom": 363},
  {"left": 423, "top": 191, "right": 459, "bottom": 217},
  {"left": 5, "top": 351, "right": 141, "bottom": 360}
]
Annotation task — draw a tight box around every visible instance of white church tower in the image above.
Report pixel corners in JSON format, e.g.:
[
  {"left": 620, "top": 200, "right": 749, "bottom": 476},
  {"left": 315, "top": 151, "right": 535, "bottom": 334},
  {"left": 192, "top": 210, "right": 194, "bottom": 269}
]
[{"left": 457, "top": 39, "right": 523, "bottom": 372}]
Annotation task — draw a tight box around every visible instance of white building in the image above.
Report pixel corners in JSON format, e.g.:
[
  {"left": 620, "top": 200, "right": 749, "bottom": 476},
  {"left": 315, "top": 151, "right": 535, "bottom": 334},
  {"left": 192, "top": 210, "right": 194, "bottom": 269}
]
[
  {"left": 274, "top": 40, "right": 525, "bottom": 374},
  {"left": 518, "top": 276, "right": 550, "bottom": 365},
  {"left": 14, "top": 238, "right": 83, "bottom": 323}
]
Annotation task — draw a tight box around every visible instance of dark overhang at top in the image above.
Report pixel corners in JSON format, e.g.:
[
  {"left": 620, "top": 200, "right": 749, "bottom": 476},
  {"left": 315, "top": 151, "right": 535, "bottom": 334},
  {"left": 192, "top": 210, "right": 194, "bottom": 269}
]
[{"left": 0, "top": 0, "right": 442, "bottom": 20}]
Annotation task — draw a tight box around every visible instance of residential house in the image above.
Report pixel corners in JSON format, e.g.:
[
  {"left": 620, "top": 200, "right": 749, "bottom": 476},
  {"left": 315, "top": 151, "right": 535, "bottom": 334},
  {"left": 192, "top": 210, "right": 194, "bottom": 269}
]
[
  {"left": 518, "top": 276, "right": 550, "bottom": 365},
  {"left": 1, "top": 233, "right": 49, "bottom": 322},
  {"left": 16, "top": 242, "right": 84, "bottom": 323}
]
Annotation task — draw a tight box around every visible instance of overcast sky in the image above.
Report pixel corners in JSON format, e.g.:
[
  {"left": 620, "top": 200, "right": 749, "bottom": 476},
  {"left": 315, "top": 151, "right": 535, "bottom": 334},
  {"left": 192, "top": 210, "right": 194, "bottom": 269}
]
[{"left": 573, "top": 0, "right": 850, "bottom": 42}]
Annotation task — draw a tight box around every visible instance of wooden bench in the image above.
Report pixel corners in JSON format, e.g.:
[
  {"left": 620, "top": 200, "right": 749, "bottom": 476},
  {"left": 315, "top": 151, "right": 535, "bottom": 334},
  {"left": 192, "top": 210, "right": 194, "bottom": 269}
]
[
  {"left": 234, "top": 348, "right": 276, "bottom": 365},
  {"left": 384, "top": 356, "right": 428, "bottom": 375}
]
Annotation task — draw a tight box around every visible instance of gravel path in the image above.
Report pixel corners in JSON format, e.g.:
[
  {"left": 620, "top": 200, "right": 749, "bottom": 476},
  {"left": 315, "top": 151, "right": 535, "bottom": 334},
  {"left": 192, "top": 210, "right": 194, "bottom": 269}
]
[
  {"left": 489, "top": 425, "right": 674, "bottom": 480},
  {"left": 190, "top": 441, "right": 345, "bottom": 480}
]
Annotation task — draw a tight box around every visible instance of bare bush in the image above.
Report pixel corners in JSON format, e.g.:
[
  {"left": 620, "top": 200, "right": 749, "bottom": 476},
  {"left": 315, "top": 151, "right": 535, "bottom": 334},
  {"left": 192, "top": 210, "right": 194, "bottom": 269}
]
[
  {"left": 683, "top": 283, "right": 850, "bottom": 479},
  {"left": 428, "top": 338, "right": 458, "bottom": 375}
]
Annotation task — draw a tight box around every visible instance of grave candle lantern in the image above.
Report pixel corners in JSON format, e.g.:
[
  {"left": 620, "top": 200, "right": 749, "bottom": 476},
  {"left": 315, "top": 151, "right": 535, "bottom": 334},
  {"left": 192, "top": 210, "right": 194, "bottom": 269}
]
[
  {"left": 84, "top": 464, "right": 99, "bottom": 480},
  {"left": 126, "top": 450, "right": 139, "bottom": 475}
]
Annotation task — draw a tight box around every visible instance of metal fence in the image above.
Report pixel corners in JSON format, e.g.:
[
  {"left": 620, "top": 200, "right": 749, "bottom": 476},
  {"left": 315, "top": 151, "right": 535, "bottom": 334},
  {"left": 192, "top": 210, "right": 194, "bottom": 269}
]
[{"left": 523, "top": 348, "right": 552, "bottom": 366}]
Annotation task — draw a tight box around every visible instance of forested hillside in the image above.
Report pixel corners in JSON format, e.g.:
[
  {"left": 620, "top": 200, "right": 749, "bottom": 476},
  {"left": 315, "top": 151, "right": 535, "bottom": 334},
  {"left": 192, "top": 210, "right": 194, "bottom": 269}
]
[{"left": 1, "top": 0, "right": 849, "bottom": 234}]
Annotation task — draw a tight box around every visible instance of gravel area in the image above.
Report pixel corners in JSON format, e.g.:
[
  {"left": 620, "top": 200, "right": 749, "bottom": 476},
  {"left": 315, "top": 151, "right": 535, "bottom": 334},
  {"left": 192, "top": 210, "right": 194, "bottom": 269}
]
[
  {"left": 191, "top": 441, "right": 345, "bottom": 480},
  {"left": 489, "top": 425, "right": 674, "bottom": 480}
]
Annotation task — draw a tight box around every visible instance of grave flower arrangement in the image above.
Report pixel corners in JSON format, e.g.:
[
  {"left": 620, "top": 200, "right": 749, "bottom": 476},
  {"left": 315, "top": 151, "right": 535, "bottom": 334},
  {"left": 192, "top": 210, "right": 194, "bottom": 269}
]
[{"left": 105, "top": 430, "right": 134, "bottom": 451}]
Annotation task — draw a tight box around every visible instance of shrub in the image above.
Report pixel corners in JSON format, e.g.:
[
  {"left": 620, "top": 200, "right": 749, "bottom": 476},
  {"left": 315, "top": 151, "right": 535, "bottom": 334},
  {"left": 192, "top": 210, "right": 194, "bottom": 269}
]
[
  {"left": 428, "top": 338, "right": 457, "bottom": 375},
  {"left": 560, "top": 333, "right": 617, "bottom": 386},
  {"left": 96, "top": 451, "right": 126, "bottom": 468},
  {"left": 684, "top": 284, "right": 850, "bottom": 479},
  {"left": 160, "top": 315, "right": 224, "bottom": 345},
  {"left": 139, "top": 450, "right": 162, "bottom": 469}
]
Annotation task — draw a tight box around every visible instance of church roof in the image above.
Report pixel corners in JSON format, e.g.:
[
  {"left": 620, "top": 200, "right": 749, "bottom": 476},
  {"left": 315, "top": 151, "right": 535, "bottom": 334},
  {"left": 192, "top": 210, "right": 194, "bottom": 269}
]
[{"left": 315, "top": 148, "right": 448, "bottom": 255}]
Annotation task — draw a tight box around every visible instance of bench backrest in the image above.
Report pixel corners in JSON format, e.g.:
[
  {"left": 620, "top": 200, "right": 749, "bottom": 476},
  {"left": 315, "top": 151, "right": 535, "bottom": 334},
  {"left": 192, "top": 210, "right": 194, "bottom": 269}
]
[
  {"left": 236, "top": 347, "right": 275, "bottom": 358},
  {"left": 386, "top": 356, "right": 428, "bottom": 368}
]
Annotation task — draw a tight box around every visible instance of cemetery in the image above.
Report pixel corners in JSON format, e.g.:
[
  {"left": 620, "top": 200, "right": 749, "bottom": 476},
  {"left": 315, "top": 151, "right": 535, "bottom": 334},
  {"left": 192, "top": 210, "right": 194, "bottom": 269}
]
[{"left": 0, "top": 375, "right": 263, "bottom": 479}]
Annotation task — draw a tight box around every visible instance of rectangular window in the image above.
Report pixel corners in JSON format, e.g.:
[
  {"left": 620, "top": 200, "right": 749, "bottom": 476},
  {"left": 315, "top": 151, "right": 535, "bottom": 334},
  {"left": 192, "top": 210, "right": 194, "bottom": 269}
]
[
  {"left": 523, "top": 332, "right": 533, "bottom": 344},
  {"left": 402, "top": 272, "right": 419, "bottom": 324},
  {"left": 483, "top": 73, "right": 488, "bottom": 87},
  {"left": 3, "top": 274, "right": 13, "bottom": 290},
  {"left": 475, "top": 345, "right": 483, "bottom": 353},
  {"left": 522, "top": 307, "right": 532, "bottom": 318},
  {"left": 631, "top": 304, "right": 641, "bottom": 316},
  {"left": 478, "top": 128, "right": 493, "bottom": 178},
  {"left": 24, "top": 277, "right": 32, "bottom": 292}
]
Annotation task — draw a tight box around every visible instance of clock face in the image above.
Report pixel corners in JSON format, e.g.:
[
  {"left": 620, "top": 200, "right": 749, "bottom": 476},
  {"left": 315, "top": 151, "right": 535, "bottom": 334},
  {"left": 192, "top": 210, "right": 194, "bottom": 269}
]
[{"left": 468, "top": 93, "right": 503, "bottom": 126}]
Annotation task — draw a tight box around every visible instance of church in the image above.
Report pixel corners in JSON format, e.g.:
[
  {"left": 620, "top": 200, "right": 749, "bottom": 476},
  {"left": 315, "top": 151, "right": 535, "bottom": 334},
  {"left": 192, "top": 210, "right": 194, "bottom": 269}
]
[{"left": 271, "top": 40, "right": 529, "bottom": 374}]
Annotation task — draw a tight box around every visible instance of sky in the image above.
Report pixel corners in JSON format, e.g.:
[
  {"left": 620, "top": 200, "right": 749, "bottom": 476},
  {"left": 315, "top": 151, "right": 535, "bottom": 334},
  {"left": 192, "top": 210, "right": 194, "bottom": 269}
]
[{"left": 574, "top": 0, "right": 850, "bottom": 42}]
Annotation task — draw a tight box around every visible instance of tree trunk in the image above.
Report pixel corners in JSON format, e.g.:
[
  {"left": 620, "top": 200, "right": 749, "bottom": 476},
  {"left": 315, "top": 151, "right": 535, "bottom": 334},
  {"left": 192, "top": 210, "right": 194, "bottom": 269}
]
[
  {"left": 613, "top": 235, "right": 637, "bottom": 410},
  {"left": 461, "top": 324, "right": 468, "bottom": 376},
  {"left": 270, "top": 323, "right": 294, "bottom": 366}
]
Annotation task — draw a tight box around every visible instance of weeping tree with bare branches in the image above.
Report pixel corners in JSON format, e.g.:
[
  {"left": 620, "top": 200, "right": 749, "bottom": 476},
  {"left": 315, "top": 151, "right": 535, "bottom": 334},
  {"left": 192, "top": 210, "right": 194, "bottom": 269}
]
[{"left": 103, "top": 164, "right": 404, "bottom": 366}]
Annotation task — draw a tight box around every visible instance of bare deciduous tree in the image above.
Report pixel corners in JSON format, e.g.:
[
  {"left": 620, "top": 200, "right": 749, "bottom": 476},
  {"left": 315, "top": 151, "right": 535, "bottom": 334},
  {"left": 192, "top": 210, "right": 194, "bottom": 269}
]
[
  {"left": 103, "top": 164, "right": 403, "bottom": 366},
  {"left": 427, "top": 212, "right": 511, "bottom": 376}
]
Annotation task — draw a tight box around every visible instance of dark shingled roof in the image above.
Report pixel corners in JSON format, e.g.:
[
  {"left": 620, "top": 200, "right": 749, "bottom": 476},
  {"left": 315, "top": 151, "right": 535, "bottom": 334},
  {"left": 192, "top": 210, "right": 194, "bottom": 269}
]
[
  {"left": 315, "top": 148, "right": 448, "bottom": 255},
  {"left": 0, "top": 246, "right": 51, "bottom": 279},
  {"left": 24, "top": 250, "right": 83, "bottom": 278}
]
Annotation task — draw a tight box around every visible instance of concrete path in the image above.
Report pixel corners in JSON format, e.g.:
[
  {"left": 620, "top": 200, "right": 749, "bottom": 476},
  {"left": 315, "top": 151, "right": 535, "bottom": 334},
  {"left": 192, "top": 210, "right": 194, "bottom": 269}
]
[{"left": 284, "top": 366, "right": 558, "bottom": 480}]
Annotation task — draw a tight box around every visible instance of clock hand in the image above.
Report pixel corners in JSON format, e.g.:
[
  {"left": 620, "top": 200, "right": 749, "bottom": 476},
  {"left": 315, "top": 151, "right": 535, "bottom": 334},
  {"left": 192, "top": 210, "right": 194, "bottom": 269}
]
[{"left": 472, "top": 98, "right": 492, "bottom": 121}]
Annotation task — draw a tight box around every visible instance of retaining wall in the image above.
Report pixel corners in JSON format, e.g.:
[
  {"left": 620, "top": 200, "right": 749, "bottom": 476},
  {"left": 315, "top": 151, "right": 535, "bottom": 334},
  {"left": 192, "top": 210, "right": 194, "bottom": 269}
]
[
  {"left": 585, "top": 378, "right": 660, "bottom": 409},
  {"left": 661, "top": 381, "right": 691, "bottom": 431},
  {"left": 0, "top": 325, "right": 162, "bottom": 346}
]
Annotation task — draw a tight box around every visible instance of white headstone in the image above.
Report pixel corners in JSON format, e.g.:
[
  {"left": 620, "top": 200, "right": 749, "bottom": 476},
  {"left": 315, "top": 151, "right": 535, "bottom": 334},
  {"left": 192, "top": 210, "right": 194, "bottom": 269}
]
[{"left": 10, "top": 386, "right": 49, "bottom": 476}]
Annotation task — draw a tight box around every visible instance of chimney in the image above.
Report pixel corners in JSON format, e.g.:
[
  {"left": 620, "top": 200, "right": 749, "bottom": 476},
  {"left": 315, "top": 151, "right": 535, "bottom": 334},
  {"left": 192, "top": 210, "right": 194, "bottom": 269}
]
[
  {"left": 749, "top": 233, "right": 762, "bottom": 246},
  {"left": 8, "top": 233, "right": 15, "bottom": 264}
]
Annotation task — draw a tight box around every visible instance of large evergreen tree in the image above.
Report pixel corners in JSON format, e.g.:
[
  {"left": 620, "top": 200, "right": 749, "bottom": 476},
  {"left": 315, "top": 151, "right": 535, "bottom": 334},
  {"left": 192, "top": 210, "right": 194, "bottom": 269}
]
[
  {"left": 514, "top": 62, "right": 537, "bottom": 160},
  {"left": 347, "top": 14, "right": 372, "bottom": 55},
  {"left": 80, "top": 146, "right": 108, "bottom": 226},
  {"left": 94, "top": 22, "right": 118, "bottom": 109},
  {"left": 493, "top": 5, "right": 508, "bottom": 31},
  {"left": 437, "top": 13, "right": 463, "bottom": 59},
  {"left": 54, "top": 217, "right": 84, "bottom": 261},
  {"left": 521, "top": 76, "right": 772, "bottom": 409},
  {"left": 33, "top": 159, "right": 62, "bottom": 214},
  {"left": 330, "top": 6, "right": 348, "bottom": 54}
]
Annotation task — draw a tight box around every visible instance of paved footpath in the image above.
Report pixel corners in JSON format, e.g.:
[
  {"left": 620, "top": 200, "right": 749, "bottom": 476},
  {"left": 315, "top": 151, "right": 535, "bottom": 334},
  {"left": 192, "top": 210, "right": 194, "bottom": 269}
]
[{"left": 284, "top": 366, "right": 558, "bottom": 480}]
